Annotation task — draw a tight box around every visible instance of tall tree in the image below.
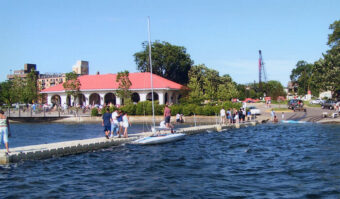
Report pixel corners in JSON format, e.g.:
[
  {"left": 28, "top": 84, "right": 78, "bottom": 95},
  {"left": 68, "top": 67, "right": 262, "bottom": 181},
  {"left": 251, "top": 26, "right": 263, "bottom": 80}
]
[
  {"left": 186, "top": 65, "right": 206, "bottom": 104},
  {"left": 0, "top": 81, "right": 14, "bottom": 105},
  {"left": 134, "top": 41, "right": 193, "bottom": 85},
  {"left": 263, "top": 81, "right": 286, "bottom": 100},
  {"left": 63, "top": 72, "right": 81, "bottom": 106},
  {"left": 11, "top": 76, "right": 25, "bottom": 103},
  {"left": 23, "top": 69, "right": 38, "bottom": 103},
  {"left": 116, "top": 70, "right": 132, "bottom": 104},
  {"left": 290, "top": 60, "right": 314, "bottom": 95},
  {"left": 217, "top": 74, "right": 239, "bottom": 101},
  {"left": 309, "top": 20, "right": 340, "bottom": 98}
]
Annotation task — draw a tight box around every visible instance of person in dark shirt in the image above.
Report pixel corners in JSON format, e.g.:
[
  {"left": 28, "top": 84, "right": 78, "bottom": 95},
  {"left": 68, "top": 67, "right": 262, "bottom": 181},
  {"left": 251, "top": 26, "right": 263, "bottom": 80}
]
[{"left": 102, "top": 108, "right": 112, "bottom": 139}]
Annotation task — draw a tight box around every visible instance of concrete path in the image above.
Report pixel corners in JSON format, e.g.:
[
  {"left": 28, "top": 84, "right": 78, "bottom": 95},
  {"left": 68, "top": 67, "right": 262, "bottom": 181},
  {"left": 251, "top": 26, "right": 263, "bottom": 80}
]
[{"left": 0, "top": 122, "right": 257, "bottom": 164}]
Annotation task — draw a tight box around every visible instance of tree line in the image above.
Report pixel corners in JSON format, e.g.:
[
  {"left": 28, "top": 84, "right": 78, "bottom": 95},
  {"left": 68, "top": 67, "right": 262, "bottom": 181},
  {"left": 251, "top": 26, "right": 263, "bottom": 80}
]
[{"left": 289, "top": 20, "right": 340, "bottom": 98}]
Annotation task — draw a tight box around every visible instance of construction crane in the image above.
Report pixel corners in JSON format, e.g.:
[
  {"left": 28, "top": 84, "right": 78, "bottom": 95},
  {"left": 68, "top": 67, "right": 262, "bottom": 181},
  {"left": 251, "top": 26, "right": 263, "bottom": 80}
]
[{"left": 258, "top": 50, "right": 267, "bottom": 91}]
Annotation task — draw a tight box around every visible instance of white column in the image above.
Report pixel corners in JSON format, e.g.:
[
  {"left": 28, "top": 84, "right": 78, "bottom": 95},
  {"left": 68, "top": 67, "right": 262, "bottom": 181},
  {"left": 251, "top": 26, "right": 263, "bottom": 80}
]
[
  {"left": 158, "top": 91, "right": 164, "bottom": 105},
  {"left": 71, "top": 95, "right": 75, "bottom": 106},
  {"left": 116, "top": 97, "right": 121, "bottom": 106},
  {"left": 99, "top": 93, "right": 105, "bottom": 106},
  {"left": 84, "top": 93, "right": 90, "bottom": 106},
  {"left": 60, "top": 94, "right": 67, "bottom": 105},
  {"left": 47, "top": 94, "right": 52, "bottom": 105},
  {"left": 139, "top": 92, "right": 147, "bottom": 102}
]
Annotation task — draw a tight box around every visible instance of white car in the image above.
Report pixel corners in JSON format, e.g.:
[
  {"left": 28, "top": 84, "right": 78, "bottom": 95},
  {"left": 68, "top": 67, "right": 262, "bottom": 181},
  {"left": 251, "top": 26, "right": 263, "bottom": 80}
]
[
  {"left": 310, "top": 99, "right": 324, "bottom": 104},
  {"left": 249, "top": 106, "right": 261, "bottom": 115}
]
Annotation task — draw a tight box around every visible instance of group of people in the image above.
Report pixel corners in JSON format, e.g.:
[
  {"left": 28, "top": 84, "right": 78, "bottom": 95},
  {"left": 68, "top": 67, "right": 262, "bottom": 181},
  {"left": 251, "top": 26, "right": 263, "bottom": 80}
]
[
  {"left": 220, "top": 108, "right": 252, "bottom": 125},
  {"left": 102, "top": 108, "right": 130, "bottom": 139}
]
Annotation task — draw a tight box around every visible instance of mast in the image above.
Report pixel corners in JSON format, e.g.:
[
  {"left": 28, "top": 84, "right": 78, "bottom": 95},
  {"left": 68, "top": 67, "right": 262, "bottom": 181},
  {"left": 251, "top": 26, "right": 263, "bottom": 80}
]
[{"left": 147, "top": 17, "right": 156, "bottom": 128}]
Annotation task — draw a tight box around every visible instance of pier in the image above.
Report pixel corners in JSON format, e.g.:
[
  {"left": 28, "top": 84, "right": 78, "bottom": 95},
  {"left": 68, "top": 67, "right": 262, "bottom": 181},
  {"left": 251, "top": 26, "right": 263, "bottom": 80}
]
[{"left": 0, "top": 122, "right": 257, "bottom": 164}]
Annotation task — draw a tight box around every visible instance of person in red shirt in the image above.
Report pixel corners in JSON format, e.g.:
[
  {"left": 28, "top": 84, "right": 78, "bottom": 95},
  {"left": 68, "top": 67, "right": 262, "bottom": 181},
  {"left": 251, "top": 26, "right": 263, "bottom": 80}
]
[{"left": 164, "top": 104, "right": 174, "bottom": 130}]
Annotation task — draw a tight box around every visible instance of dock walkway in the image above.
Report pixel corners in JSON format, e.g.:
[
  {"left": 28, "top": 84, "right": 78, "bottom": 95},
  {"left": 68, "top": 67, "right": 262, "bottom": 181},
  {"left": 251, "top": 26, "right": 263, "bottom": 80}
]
[{"left": 0, "top": 122, "right": 257, "bottom": 164}]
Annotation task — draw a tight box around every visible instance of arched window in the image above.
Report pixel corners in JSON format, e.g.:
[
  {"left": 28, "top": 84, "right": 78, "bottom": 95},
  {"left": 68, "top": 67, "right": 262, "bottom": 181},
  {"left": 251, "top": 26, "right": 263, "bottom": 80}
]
[
  {"left": 89, "top": 93, "right": 101, "bottom": 105},
  {"left": 131, "top": 93, "right": 140, "bottom": 103},
  {"left": 146, "top": 92, "right": 159, "bottom": 102},
  {"left": 104, "top": 93, "right": 116, "bottom": 105}
]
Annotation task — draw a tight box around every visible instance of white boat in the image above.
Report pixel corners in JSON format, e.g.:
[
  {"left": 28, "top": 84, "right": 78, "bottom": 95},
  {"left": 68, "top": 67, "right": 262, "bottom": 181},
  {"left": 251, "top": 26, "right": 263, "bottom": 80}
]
[
  {"left": 281, "top": 120, "right": 307, "bottom": 124},
  {"left": 133, "top": 17, "right": 185, "bottom": 145},
  {"left": 133, "top": 133, "right": 185, "bottom": 145}
]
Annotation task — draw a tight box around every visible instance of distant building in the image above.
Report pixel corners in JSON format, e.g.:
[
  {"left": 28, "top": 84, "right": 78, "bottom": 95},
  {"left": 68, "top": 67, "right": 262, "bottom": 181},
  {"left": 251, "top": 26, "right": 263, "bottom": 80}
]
[
  {"left": 38, "top": 73, "right": 66, "bottom": 91},
  {"left": 40, "top": 72, "right": 185, "bottom": 107},
  {"left": 72, "top": 60, "right": 89, "bottom": 75},
  {"left": 7, "top": 63, "right": 39, "bottom": 80},
  {"left": 286, "top": 81, "right": 298, "bottom": 99}
]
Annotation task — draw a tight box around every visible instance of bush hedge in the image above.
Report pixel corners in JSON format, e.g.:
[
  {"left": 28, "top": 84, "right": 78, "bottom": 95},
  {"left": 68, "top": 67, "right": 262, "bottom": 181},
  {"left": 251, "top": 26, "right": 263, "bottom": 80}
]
[{"left": 91, "top": 101, "right": 243, "bottom": 116}]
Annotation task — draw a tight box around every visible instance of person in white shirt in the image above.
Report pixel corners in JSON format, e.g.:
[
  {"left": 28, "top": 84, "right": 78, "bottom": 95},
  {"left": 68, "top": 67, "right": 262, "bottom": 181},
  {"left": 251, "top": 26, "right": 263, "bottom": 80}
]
[
  {"left": 110, "top": 110, "right": 119, "bottom": 138},
  {"left": 176, "top": 113, "right": 181, "bottom": 123},
  {"left": 220, "top": 108, "right": 226, "bottom": 124}
]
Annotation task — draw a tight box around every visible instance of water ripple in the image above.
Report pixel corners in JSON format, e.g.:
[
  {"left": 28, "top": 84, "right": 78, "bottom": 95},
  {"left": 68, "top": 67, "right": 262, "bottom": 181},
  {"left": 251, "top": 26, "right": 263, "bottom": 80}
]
[{"left": 1, "top": 123, "right": 340, "bottom": 198}]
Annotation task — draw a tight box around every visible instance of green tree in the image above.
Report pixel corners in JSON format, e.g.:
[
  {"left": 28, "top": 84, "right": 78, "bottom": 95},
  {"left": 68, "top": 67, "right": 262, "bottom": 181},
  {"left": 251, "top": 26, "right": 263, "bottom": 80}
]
[
  {"left": 11, "top": 76, "right": 25, "bottom": 103},
  {"left": 0, "top": 81, "right": 14, "bottom": 105},
  {"left": 217, "top": 75, "right": 239, "bottom": 101},
  {"left": 186, "top": 65, "right": 206, "bottom": 104},
  {"left": 134, "top": 41, "right": 193, "bottom": 85},
  {"left": 290, "top": 60, "right": 314, "bottom": 96},
  {"left": 63, "top": 72, "right": 81, "bottom": 106},
  {"left": 23, "top": 69, "right": 38, "bottom": 103},
  {"left": 309, "top": 20, "right": 340, "bottom": 98},
  {"left": 116, "top": 70, "right": 132, "bottom": 105},
  {"left": 263, "top": 80, "right": 286, "bottom": 100}
]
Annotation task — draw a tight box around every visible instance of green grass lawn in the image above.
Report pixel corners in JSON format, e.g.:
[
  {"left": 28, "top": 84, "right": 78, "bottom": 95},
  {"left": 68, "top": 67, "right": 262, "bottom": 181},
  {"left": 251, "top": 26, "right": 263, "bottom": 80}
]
[{"left": 306, "top": 103, "right": 321, "bottom": 108}]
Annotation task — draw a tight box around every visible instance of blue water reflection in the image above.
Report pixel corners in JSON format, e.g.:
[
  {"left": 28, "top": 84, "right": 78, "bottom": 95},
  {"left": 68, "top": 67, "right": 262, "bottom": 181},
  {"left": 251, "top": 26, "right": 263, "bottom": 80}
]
[{"left": 1, "top": 123, "right": 340, "bottom": 198}]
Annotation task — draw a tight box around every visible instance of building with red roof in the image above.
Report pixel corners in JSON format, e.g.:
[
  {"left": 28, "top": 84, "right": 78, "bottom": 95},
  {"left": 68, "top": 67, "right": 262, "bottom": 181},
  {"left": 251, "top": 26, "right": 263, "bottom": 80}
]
[{"left": 40, "top": 72, "right": 185, "bottom": 106}]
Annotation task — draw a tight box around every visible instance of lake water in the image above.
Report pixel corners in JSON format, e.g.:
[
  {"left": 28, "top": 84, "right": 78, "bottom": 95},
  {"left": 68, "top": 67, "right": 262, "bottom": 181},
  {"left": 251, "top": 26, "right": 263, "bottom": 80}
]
[{"left": 1, "top": 123, "right": 340, "bottom": 198}]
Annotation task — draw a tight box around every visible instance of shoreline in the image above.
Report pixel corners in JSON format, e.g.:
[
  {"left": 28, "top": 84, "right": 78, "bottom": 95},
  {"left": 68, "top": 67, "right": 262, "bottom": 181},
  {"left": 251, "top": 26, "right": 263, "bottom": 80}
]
[{"left": 9, "top": 115, "right": 271, "bottom": 124}]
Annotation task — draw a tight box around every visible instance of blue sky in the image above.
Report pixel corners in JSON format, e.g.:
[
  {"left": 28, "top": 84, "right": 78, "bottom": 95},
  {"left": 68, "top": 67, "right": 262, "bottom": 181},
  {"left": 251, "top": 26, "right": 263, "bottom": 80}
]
[{"left": 1, "top": 0, "right": 339, "bottom": 86}]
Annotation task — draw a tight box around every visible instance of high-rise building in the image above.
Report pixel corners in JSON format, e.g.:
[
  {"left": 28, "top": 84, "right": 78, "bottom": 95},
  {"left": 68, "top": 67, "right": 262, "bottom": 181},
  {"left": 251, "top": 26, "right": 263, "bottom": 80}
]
[
  {"left": 7, "top": 63, "right": 39, "bottom": 80},
  {"left": 72, "top": 60, "right": 89, "bottom": 75}
]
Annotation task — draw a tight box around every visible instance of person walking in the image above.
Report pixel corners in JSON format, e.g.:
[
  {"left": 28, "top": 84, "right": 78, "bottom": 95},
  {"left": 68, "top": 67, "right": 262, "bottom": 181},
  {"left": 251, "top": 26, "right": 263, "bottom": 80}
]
[
  {"left": 110, "top": 110, "right": 119, "bottom": 138},
  {"left": 0, "top": 110, "right": 10, "bottom": 155},
  {"left": 117, "top": 110, "right": 123, "bottom": 138},
  {"left": 102, "top": 108, "right": 112, "bottom": 139},
  {"left": 271, "top": 109, "right": 276, "bottom": 121},
  {"left": 164, "top": 104, "right": 174, "bottom": 132},
  {"left": 122, "top": 112, "right": 131, "bottom": 138}
]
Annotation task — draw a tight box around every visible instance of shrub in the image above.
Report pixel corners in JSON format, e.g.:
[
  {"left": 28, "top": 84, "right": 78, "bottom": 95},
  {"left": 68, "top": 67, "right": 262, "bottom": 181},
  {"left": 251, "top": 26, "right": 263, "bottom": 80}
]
[
  {"left": 194, "top": 106, "right": 203, "bottom": 115},
  {"left": 121, "top": 104, "right": 136, "bottom": 115},
  {"left": 170, "top": 105, "right": 183, "bottom": 116},
  {"left": 202, "top": 105, "right": 215, "bottom": 116},
  {"left": 109, "top": 106, "right": 117, "bottom": 113},
  {"left": 91, "top": 108, "right": 99, "bottom": 116}
]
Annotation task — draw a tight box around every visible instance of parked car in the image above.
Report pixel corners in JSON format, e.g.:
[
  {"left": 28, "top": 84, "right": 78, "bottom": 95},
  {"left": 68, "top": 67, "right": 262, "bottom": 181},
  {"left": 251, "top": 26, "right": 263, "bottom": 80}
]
[
  {"left": 248, "top": 106, "right": 261, "bottom": 115},
  {"left": 310, "top": 99, "right": 324, "bottom": 104},
  {"left": 321, "top": 100, "right": 337, "bottom": 109},
  {"left": 288, "top": 99, "right": 304, "bottom": 110},
  {"left": 243, "top": 98, "right": 260, "bottom": 103}
]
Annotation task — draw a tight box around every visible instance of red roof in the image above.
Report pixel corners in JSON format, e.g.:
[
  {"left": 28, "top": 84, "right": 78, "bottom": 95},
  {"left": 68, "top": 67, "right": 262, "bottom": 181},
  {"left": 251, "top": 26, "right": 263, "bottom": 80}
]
[{"left": 40, "top": 72, "right": 185, "bottom": 93}]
